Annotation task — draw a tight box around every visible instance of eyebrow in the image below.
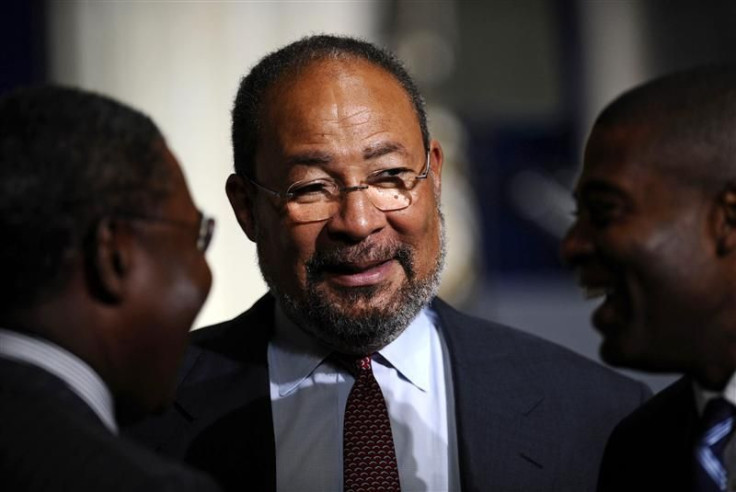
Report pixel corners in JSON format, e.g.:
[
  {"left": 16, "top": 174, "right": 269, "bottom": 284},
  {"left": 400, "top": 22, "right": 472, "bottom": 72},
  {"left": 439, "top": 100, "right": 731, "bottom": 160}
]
[
  {"left": 575, "top": 180, "right": 629, "bottom": 201},
  {"left": 284, "top": 151, "right": 334, "bottom": 167},
  {"left": 284, "top": 141, "right": 409, "bottom": 167},
  {"left": 362, "top": 141, "right": 407, "bottom": 160}
]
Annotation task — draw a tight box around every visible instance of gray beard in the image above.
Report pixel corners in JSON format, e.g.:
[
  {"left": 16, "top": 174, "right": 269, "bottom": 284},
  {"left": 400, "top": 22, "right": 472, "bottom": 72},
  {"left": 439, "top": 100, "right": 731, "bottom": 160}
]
[{"left": 256, "top": 210, "right": 446, "bottom": 355}]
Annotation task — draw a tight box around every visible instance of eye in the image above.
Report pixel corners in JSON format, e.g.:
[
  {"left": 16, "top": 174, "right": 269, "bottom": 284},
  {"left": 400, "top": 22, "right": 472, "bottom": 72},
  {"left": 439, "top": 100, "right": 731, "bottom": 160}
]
[
  {"left": 583, "top": 198, "right": 625, "bottom": 227},
  {"left": 287, "top": 179, "right": 338, "bottom": 203},
  {"left": 367, "top": 168, "right": 414, "bottom": 189}
]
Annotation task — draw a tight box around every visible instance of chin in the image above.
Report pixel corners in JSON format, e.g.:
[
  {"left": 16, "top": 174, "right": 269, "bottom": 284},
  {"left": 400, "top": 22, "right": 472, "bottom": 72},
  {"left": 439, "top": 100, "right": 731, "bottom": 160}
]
[
  {"left": 598, "top": 335, "right": 642, "bottom": 369},
  {"left": 322, "top": 281, "right": 397, "bottom": 307},
  {"left": 600, "top": 339, "right": 675, "bottom": 374}
]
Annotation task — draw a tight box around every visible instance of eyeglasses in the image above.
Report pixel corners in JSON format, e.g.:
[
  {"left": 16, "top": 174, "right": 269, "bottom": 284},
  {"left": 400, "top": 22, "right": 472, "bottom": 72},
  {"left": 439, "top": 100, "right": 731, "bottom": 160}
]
[
  {"left": 122, "top": 210, "right": 216, "bottom": 252},
  {"left": 244, "top": 151, "right": 431, "bottom": 223}
]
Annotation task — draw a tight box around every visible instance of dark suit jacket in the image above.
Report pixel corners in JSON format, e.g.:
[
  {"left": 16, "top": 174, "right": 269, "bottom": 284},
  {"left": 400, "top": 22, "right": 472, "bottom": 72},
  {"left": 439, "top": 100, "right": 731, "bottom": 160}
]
[
  {"left": 0, "top": 356, "right": 221, "bottom": 492},
  {"left": 128, "top": 294, "right": 651, "bottom": 492},
  {"left": 597, "top": 376, "right": 698, "bottom": 492}
]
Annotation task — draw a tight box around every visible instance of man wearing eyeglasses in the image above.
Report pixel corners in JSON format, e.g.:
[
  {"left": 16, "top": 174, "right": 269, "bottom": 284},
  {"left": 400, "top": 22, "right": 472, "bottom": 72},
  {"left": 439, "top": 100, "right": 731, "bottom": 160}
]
[
  {"left": 0, "top": 86, "right": 219, "bottom": 491},
  {"left": 129, "top": 35, "right": 649, "bottom": 491}
]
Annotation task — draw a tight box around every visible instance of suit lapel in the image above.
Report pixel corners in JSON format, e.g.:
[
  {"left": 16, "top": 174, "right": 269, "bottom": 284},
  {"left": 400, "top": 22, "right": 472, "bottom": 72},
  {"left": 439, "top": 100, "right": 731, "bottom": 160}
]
[
  {"left": 433, "top": 299, "right": 549, "bottom": 491},
  {"left": 172, "top": 294, "right": 278, "bottom": 490},
  {"left": 177, "top": 295, "right": 275, "bottom": 419}
]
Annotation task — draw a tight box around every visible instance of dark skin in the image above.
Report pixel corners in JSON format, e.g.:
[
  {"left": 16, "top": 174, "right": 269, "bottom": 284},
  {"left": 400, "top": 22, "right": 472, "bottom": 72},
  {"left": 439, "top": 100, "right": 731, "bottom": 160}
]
[
  {"left": 562, "top": 122, "right": 736, "bottom": 390},
  {"left": 225, "top": 58, "right": 444, "bottom": 353},
  {"left": 1, "top": 143, "right": 212, "bottom": 418}
]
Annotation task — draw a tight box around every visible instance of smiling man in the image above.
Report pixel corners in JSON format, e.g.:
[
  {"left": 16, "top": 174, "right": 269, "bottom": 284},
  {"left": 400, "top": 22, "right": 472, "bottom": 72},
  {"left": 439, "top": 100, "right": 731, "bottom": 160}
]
[
  {"left": 130, "top": 35, "right": 649, "bottom": 492},
  {"left": 562, "top": 66, "right": 736, "bottom": 492}
]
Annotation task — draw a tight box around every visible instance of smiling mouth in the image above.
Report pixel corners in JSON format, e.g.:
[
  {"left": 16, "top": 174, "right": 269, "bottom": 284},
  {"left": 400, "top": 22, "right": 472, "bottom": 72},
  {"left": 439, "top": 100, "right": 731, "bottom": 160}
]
[
  {"left": 322, "top": 259, "right": 397, "bottom": 288},
  {"left": 582, "top": 285, "right": 615, "bottom": 300},
  {"left": 578, "top": 269, "right": 618, "bottom": 299},
  {"left": 577, "top": 271, "right": 629, "bottom": 333},
  {"left": 324, "top": 259, "right": 390, "bottom": 274}
]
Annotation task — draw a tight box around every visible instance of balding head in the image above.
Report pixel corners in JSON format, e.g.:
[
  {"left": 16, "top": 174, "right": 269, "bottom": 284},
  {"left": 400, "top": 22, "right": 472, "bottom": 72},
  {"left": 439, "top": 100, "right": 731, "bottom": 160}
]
[
  {"left": 593, "top": 65, "right": 736, "bottom": 192},
  {"left": 231, "top": 34, "right": 429, "bottom": 180}
]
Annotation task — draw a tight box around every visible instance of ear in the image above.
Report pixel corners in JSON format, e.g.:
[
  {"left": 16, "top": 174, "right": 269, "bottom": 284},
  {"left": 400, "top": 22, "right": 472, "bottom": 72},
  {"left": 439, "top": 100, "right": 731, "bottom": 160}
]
[
  {"left": 714, "top": 182, "right": 736, "bottom": 256},
  {"left": 88, "top": 218, "right": 133, "bottom": 303},
  {"left": 226, "top": 173, "right": 257, "bottom": 242},
  {"left": 429, "top": 139, "right": 444, "bottom": 198}
]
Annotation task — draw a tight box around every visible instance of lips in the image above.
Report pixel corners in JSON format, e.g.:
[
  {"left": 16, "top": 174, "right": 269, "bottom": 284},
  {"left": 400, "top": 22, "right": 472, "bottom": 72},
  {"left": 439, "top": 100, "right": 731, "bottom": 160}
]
[
  {"left": 322, "top": 259, "right": 397, "bottom": 287},
  {"left": 577, "top": 269, "right": 629, "bottom": 334},
  {"left": 306, "top": 240, "right": 413, "bottom": 289},
  {"left": 582, "top": 285, "right": 614, "bottom": 300},
  {"left": 324, "top": 259, "right": 390, "bottom": 274}
]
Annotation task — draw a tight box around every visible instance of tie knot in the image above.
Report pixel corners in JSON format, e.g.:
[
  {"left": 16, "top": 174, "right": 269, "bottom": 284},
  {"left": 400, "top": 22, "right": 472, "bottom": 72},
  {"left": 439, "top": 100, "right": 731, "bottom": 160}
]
[
  {"left": 332, "top": 353, "right": 374, "bottom": 376},
  {"left": 355, "top": 356, "right": 372, "bottom": 373}
]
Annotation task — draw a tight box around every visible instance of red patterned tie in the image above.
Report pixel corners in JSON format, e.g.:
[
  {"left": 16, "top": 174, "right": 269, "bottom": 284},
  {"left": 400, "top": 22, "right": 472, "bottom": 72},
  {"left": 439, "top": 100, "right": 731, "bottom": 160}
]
[{"left": 343, "top": 355, "right": 401, "bottom": 492}]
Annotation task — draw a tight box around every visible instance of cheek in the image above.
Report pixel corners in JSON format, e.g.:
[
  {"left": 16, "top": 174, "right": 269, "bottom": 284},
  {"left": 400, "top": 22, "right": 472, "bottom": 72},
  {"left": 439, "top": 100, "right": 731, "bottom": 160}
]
[
  {"left": 158, "top": 249, "right": 212, "bottom": 316},
  {"left": 622, "top": 223, "right": 714, "bottom": 323},
  {"left": 258, "top": 213, "right": 322, "bottom": 291},
  {"left": 143, "top": 262, "right": 209, "bottom": 365},
  {"left": 389, "top": 199, "right": 441, "bottom": 263}
]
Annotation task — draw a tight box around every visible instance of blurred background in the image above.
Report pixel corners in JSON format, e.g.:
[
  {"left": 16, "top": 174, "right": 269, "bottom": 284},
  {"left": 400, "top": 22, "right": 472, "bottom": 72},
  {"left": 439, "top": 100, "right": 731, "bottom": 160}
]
[{"left": 6, "top": 0, "right": 736, "bottom": 392}]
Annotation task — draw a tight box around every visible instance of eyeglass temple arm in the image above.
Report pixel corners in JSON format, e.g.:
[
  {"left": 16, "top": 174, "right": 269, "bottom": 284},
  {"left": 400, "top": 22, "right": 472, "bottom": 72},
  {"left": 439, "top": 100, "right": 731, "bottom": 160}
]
[
  {"left": 242, "top": 173, "right": 284, "bottom": 198},
  {"left": 417, "top": 150, "right": 431, "bottom": 180}
]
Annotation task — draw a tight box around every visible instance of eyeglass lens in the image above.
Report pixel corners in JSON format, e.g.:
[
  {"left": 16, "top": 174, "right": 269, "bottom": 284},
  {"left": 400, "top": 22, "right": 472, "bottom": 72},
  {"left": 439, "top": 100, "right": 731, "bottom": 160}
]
[
  {"left": 286, "top": 186, "right": 413, "bottom": 223},
  {"left": 197, "top": 215, "right": 216, "bottom": 252}
]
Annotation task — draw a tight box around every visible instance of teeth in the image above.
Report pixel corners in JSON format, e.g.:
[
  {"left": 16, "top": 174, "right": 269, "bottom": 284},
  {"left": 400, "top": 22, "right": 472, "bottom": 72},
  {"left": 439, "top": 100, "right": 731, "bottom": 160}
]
[{"left": 583, "top": 287, "right": 611, "bottom": 300}]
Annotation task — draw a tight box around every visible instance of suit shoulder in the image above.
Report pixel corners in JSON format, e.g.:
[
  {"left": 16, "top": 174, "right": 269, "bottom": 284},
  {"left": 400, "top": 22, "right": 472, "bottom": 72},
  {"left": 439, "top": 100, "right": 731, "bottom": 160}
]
[
  {"left": 432, "top": 297, "right": 650, "bottom": 396},
  {"left": 611, "top": 376, "right": 693, "bottom": 433},
  {"left": 0, "top": 385, "right": 221, "bottom": 492},
  {"left": 191, "top": 293, "right": 275, "bottom": 347},
  {"left": 597, "top": 377, "right": 694, "bottom": 491}
]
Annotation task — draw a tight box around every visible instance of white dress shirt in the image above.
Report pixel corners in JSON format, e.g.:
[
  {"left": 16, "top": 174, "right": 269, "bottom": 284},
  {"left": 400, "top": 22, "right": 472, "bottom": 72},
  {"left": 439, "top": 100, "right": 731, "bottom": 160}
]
[
  {"left": 695, "top": 372, "right": 736, "bottom": 492},
  {"left": 0, "top": 327, "right": 117, "bottom": 434},
  {"left": 268, "top": 304, "right": 460, "bottom": 492}
]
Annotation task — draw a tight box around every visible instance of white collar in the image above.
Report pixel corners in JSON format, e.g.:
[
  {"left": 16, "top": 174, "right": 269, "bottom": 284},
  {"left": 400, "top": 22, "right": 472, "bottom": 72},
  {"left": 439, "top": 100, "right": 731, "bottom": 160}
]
[
  {"left": 0, "top": 328, "right": 118, "bottom": 433},
  {"left": 270, "top": 303, "right": 435, "bottom": 397},
  {"left": 694, "top": 371, "right": 736, "bottom": 416}
]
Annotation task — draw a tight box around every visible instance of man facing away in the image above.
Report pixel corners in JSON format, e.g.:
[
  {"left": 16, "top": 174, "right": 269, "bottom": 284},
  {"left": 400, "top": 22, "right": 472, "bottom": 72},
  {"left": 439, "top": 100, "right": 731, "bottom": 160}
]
[
  {"left": 562, "top": 65, "right": 736, "bottom": 492},
  {"left": 130, "top": 35, "right": 650, "bottom": 492},
  {"left": 0, "top": 86, "right": 221, "bottom": 491}
]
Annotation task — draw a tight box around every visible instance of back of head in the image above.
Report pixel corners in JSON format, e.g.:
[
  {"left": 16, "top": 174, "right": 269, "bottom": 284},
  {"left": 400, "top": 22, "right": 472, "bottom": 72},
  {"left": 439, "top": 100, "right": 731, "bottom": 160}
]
[
  {"left": 0, "top": 86, "right": 170, "bottom": 314},
  {"left": 231, "top": 34, "right": 429, "bottom": 178},
  {"left": 594, "top": 64, "right": 736, "bottom": 190}
]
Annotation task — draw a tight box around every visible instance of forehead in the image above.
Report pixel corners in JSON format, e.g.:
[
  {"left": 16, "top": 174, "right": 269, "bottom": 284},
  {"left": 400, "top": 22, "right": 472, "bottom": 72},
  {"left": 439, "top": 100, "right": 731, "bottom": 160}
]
[
  {"left": 578, "top": 124, "right": 669, "bottom": 192},
  {"left": 256, "top": 58, "right": 422, "bottom": 166},
  {"left": 576, "top": 123, "right": 717, "bottom": 219}
]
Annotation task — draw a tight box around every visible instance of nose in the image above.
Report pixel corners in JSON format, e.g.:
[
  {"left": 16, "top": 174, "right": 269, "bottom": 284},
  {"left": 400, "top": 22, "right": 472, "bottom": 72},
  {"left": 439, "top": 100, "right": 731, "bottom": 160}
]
[
  {"left": 560, "top": 219, "right": 595, "bottom": 268},
  {"left": 325, "top": 186, "right": 387, "bottom": 242}
]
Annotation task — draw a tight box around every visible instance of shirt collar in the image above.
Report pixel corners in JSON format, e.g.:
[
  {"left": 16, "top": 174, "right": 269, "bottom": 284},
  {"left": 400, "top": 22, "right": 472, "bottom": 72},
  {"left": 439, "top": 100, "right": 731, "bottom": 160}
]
[
  {"left": 271, "top": 304, "right": 332, "bottom": 397},
  {"left": 377, "top": 308, "right": 434, "bottom": 392},
  {"left": 0, "top": 328, "right": 118, "bottom": 434},
  {"left": 270, "top": 303, "right": 435, "bottom": 396},
  {"left": 694, "top": 371, "right": 736, "bottom": 415}
]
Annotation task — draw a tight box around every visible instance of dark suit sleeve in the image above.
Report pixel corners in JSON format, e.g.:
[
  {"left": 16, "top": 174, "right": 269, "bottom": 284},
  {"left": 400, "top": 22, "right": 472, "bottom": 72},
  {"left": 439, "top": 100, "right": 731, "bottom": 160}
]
[
  {"left": 433, "top": 297, "right": 653, "bottom": 492},
  {"left": 597, "top": 377, "right": 696, "bottom": 492}
]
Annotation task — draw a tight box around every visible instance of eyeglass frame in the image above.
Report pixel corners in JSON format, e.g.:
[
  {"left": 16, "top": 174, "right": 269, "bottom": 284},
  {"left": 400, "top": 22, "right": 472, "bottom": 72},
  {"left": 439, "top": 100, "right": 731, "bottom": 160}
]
[
  {"left": 118, "top": 210, "right": 216, "bottom": 252},
  {"left": 241, "top": 150, "right": 432, "bottom": 220}
]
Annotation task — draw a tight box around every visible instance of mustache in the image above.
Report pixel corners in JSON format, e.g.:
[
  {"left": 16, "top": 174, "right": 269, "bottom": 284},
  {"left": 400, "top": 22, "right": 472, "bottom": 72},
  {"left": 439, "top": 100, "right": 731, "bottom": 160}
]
[{"left": 306, "top": 241, "right": 414, "bottom": 280}]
